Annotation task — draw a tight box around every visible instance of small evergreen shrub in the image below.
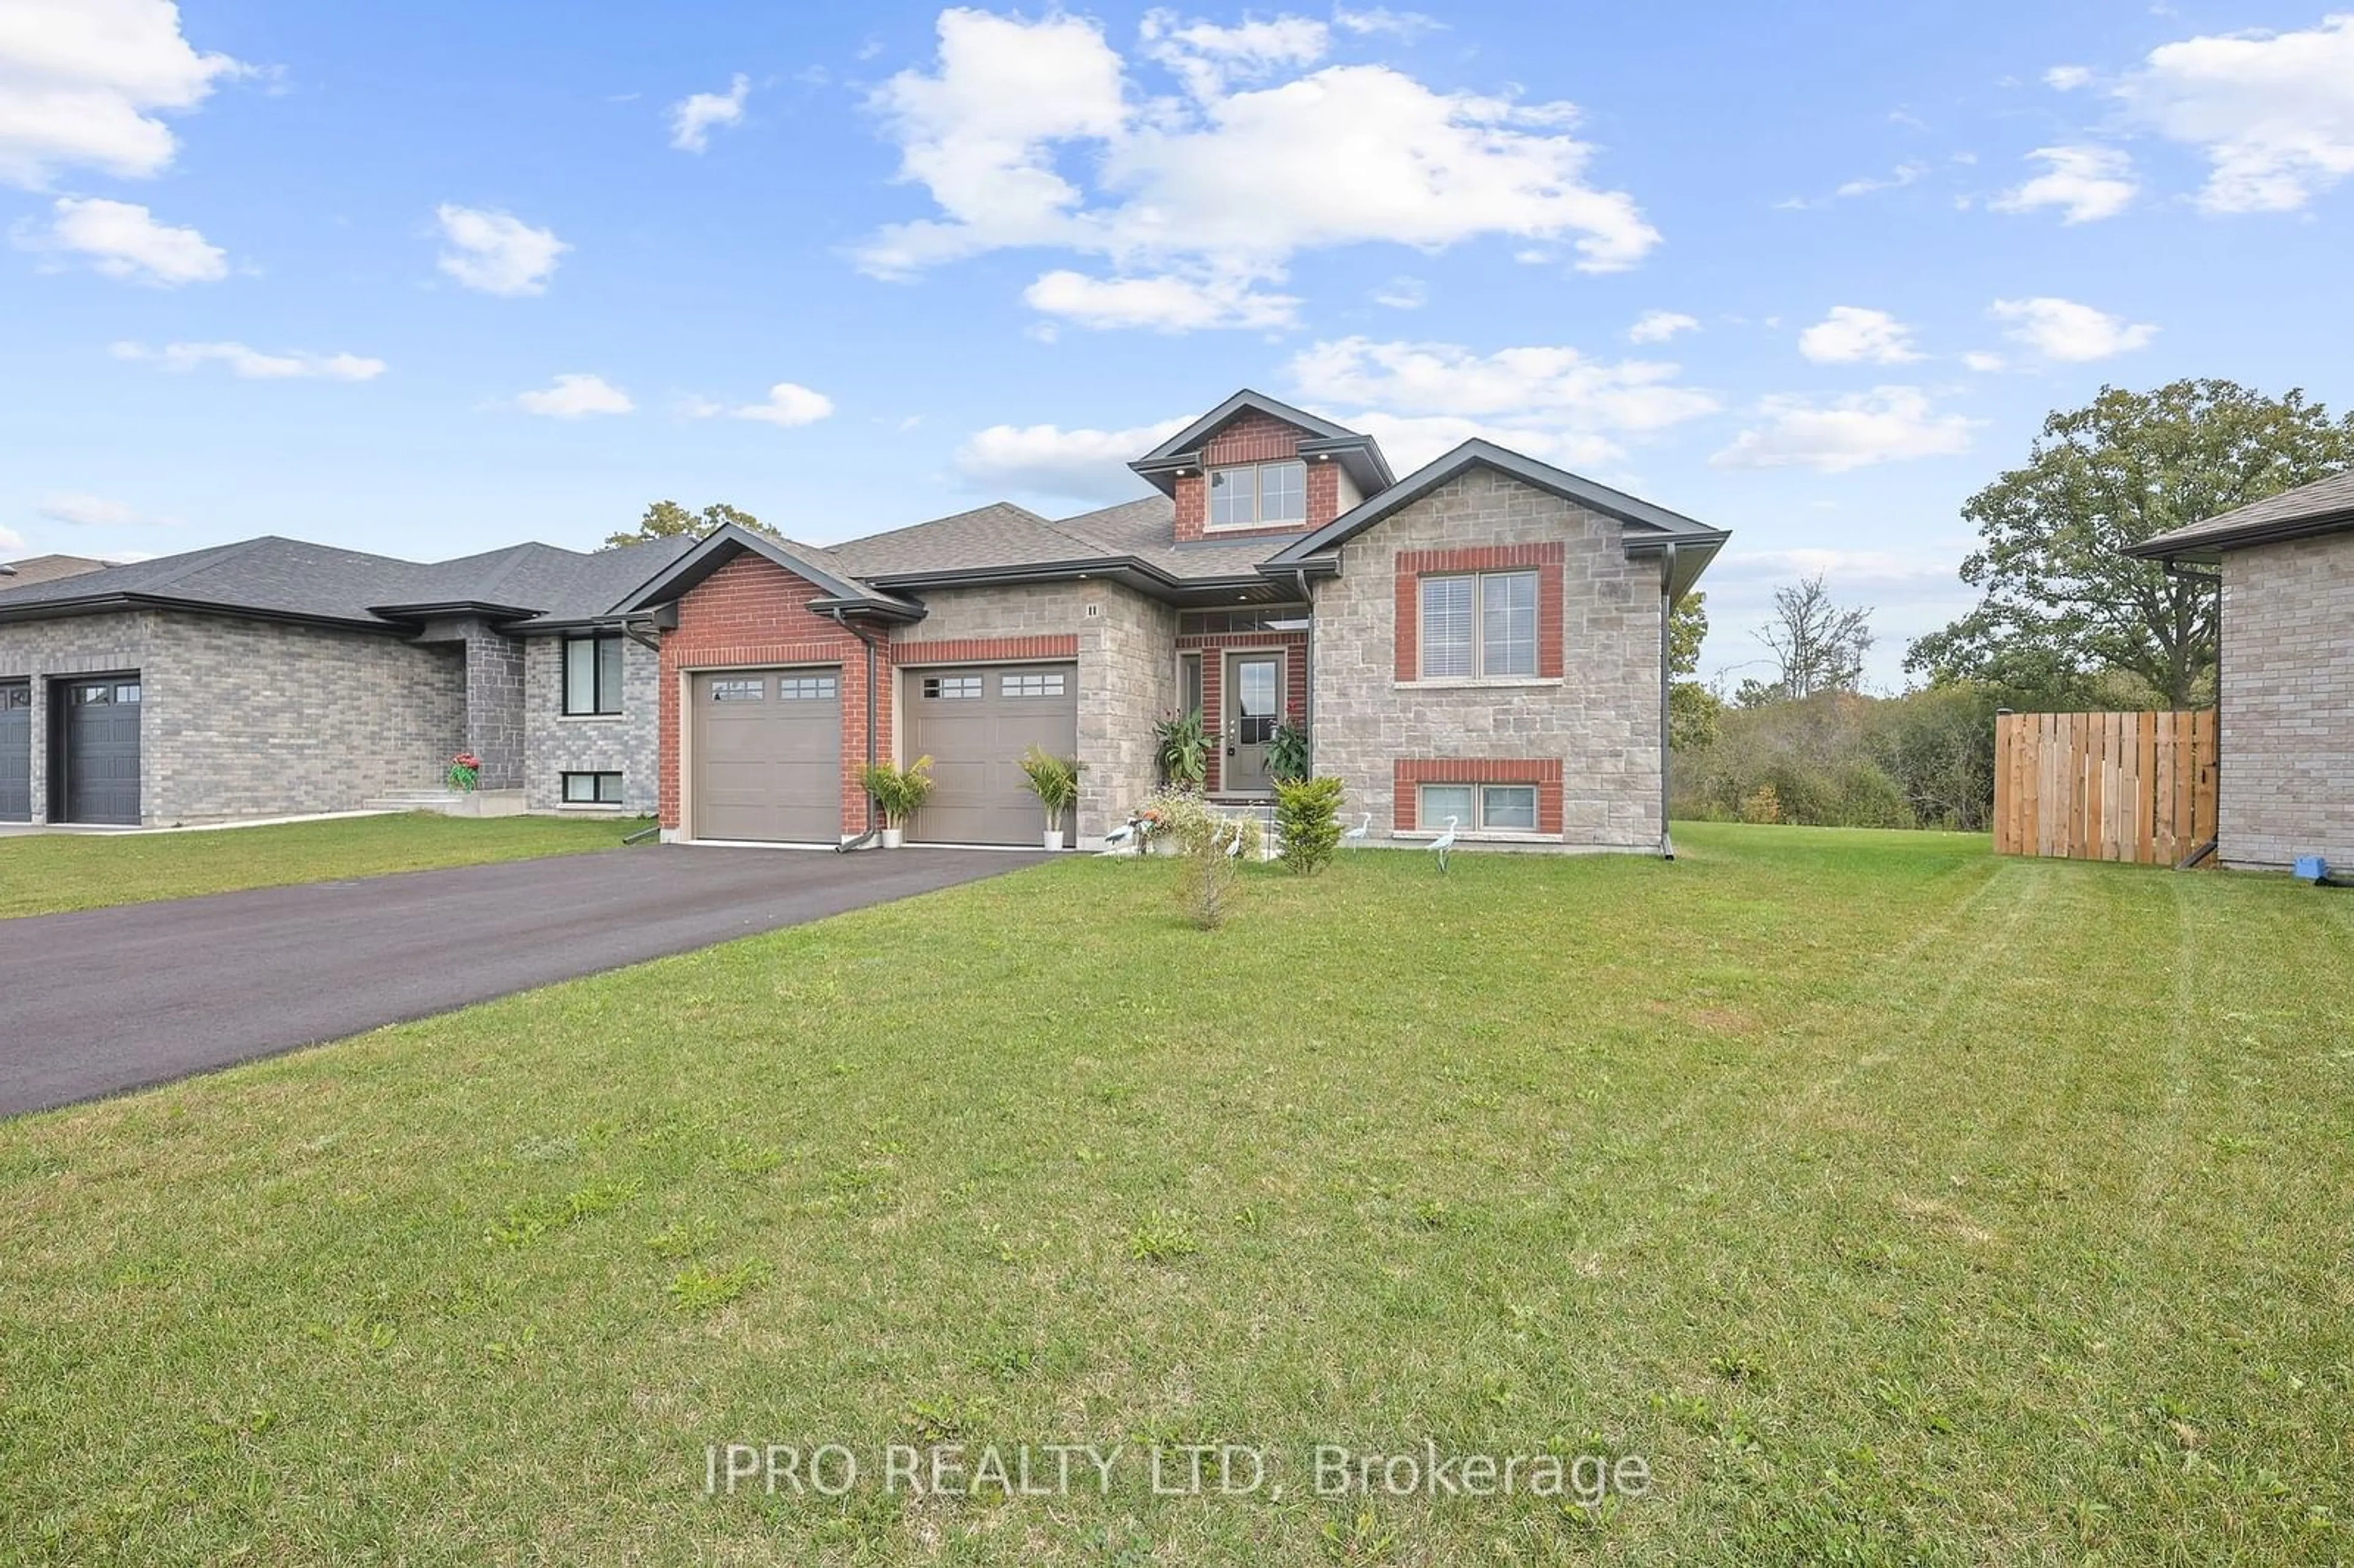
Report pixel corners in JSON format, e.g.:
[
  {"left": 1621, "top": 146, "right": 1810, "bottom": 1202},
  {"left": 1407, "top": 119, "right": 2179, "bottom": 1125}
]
[{"left": 1274, "top": 776, "right": 1344, "bottom": 874}]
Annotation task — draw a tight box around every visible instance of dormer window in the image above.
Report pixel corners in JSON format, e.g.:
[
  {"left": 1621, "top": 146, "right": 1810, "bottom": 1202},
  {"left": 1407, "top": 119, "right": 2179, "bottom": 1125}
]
[{"left": 1207, "top": 460, "right": 1306, "bottom": 530}]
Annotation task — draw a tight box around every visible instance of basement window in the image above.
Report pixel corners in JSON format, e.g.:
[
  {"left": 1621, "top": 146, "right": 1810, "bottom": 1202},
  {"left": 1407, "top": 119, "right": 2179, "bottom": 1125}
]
[
  {"left": 561, "top": 771, "right": 623, "bottom": 805},
  {"left": 1418, "top": 783, "right": 1540, "bottom": 833},
  {"left": 564, "top": 634, "right": 624, "bottom": 715}
]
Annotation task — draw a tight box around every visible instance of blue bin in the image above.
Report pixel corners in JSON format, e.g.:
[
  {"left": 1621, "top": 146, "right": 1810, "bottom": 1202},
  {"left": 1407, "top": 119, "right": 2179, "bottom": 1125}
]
[{"left": 2294, "top": 855, "right": 2328, "bottom": 883}]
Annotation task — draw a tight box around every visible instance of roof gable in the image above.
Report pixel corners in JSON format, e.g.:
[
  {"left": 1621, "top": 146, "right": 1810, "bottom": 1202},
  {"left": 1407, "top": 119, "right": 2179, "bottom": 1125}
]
[
  {"left": 1263, "top": 439, "right": 1728, "bottom": 598},
  {"left": 612, "top": 523, "right": 921, "bottom": 620},
  {"left": 1128, "top": 388, "right": 1393, "bottom": 500}
]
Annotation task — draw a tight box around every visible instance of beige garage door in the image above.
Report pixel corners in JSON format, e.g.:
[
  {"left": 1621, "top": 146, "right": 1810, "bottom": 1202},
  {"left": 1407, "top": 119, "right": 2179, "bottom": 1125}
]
[
  {"left": 690, "top": 668, "right": 841, "bottom": 842},
  {"left": 904, "top": 663, "right": 1078, "bottom": 845}
]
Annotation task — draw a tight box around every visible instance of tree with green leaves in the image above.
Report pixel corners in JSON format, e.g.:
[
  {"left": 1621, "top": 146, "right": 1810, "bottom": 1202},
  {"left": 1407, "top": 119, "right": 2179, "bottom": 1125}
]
[
  {"left": 1667, "top": 592, "right": 1722, "bottom": 750},
  {"left": 1905, "top": 379, "right": 2354, "bottom": 706},
  {"left": 601, "top": 500, "right": 778, "bottom": 550}
]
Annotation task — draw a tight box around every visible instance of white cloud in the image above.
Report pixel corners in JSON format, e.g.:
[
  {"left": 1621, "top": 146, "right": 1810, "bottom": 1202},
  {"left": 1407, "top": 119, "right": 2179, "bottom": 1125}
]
[
  {"left": 434, "top": 204, "right": 567, "bottom": 296},
  {"left": 1711, "top": 387, "right": 1977, "bottom": 473},
  {"left": 110, "top": 340, "right": 386, "bottom": 379},
  {"left": 954, "top": 416, "right": 1190, "bottom": 499},
  {"left": 1331, "top": 7, "right": 1443, "bottom": 39},
  {"left": 1023, "top": 267, "right": 1298, "bottom": 330},
  {"left": 2044, "top": 64, "right": 2093, "bottom": 91},
  {"left": 1286, "top": 335, "right": 1719, "bottom": 470},
  {"left": 21, "top": 195, "right": 225, "bottom": 283},
  {"left": 1797, "top": 306, "right": 1922, "bottom": 364},
  {"left": 695, "top": 381, "right": 835, "bottom": 428},
  {"left": 1988, "top": 296, "right": 2157, "bottom": 360},
  {"left": 2120, "top": 13, "right": 2354, "bottom": 212},
  {"left": 516, "top": 373, "right": 633, "bottom": 417},
  {"left": 0, "top": 524, "right": 24, "bottom": 551},
  {"left": 1962, "top": 350, "right": 2006, "bottom": 372},
  {"left": 1989, "top": 145, "right": 2136, "bottom": 223},
  {"left": 859, "top": 8, "right": 1658, "bottom": 329},
  {"left": 1834, "top": 161, "right": 1927, "bottom": 197},
  {"left": 0, "top": 0, "right": 243, "bottom": 186},
  {"left": 33, "top": 492, "right": 184, "bottom": 530},
  {"left": 1369, "top": 275, "right": 1426, "bottom": 309},
  {"left": 1627, "top": 308, "right": 1698, "bottom": 343},
  {"left": 669, "top": 73, "right": 749, "bottom": 152}
]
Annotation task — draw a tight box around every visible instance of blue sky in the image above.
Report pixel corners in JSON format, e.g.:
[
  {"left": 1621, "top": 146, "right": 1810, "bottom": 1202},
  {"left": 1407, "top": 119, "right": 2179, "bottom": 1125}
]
[{"left": 6, "top": 1, "right": 2352, "bottom": 688}]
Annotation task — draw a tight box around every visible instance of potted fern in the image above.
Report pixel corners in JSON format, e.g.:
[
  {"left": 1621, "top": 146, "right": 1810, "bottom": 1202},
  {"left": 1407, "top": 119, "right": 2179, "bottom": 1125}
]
[
  {"left": 1017, "top": 745, "right": 1083, "bottom": 850},
  {"left": 861, "top": 756, "right": 934, "bottom": 849}
]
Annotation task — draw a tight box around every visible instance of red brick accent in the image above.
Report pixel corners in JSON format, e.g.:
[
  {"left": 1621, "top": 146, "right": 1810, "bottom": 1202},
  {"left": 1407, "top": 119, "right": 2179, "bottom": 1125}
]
[
  {"left": 1179, "top": 632, "right": 1308, "bottom": 794},
  {"left": 890, "top": 634, "right": 1079, "bottom": 666},
  {"left": 658, "top": 552, "right": 894, "bottom": 839},
  {"left": 1169, "top": 408, "right": 1325, "bottom": 544},
  {"left": 1393, "top": 758, "right": 1565, "bottom": 835},
  {"left": 1393, "top": 542, "right": 1566, "bottom": 681}
]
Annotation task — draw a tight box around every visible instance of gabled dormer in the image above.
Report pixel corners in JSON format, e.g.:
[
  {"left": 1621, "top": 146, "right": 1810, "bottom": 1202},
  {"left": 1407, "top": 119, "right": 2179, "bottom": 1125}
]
[{"left": 1129, "top": 390, "right": 1393, "bottom": 545}]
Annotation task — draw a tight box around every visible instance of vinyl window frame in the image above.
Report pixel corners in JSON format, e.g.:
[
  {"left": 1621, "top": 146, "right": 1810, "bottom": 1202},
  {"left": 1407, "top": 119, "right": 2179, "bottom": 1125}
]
[
  {"left": 1205, "top": 460, "right": 1308, "bottom": 530},
  {"left": 563, "top": 634, "right": 625, "bottom": 717},
  {"left": 1417, "top": 782, "right": 1542, "bottom": 834},
  {"left": 560, "top": 771, "right": 624, "bottom": 806},
  {"left": 1418, "top": 569, "right": 1541, "bottom": 681}
]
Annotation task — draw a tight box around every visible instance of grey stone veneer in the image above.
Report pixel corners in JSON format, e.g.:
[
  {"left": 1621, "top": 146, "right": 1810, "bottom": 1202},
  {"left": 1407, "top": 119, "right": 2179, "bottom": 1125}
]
[
  {"left": 1309, "top": 466, "right": 1666, "bottom": 851},
  {"left": 2217, "top": 534, "right": 2354, "bottom": 869},
  {"left": 521, "top": 632, "right": 660, "bottom": 813},
  {"left": 0, "top": 609, "right": 465, "bottom": 825}
]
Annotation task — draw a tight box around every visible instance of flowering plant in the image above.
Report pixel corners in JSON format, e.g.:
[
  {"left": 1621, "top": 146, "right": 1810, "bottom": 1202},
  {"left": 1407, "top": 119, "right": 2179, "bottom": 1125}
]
[{"left": 446, "top": 751, "right": 482, "bottom": 792}]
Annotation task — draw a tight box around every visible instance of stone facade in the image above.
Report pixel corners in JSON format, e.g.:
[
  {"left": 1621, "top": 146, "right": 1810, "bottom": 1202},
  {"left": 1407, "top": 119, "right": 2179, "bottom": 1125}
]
[
  {"left": 891, "top": 580, "right": 1175, "bottom": 843},
  {"left": 0, "top": 609, "right": 465, "bottom": 825},
  {"left": 521, "top": 632, "right": 660, "bottom": 813},
  {"left": 2217, "top": 533, "right": 2354, "bottom": 869},
  {"left": 1309, "top": 466, "right": 1666, "bottom": 851}
]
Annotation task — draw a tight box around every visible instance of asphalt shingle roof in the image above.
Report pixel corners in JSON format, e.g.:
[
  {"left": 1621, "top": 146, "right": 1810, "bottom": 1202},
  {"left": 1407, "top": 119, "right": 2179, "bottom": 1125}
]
[
  {"left": 2133, "top": 469, "right": 2354, "bottom": 555},
  {"left": 0, "top": 534, "right": 696, "bottom": 630}
]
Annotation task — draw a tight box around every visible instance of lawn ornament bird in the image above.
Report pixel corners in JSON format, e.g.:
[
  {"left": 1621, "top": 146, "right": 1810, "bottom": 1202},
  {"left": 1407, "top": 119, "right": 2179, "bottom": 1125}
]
[{"left": 1428, "top": 816, "right": 1458, "bottom": 873}]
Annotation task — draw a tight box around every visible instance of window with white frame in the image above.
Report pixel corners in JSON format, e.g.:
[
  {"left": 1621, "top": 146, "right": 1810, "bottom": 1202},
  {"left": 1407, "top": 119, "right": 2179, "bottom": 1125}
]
[
  {"left": 1206, "top": 460, "right": 1307, "bottom": 529},
  {"left": 1419, "top": 570, "right": 1539, "bottom": 680},
  {"left": 1418, "top": 783, "right": 1541, "bottom": 832}
]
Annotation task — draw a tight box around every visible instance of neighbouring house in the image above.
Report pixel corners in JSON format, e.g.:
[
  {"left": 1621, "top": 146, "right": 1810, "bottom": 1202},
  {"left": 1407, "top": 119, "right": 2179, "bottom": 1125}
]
[
  {"left": 2127, "top": 470, "right": 2354, "bottom": 870},
  {"left": 0, "top": 536, "right": 693, "bottom": 826},
  {"left": 0, "top": 555, "right": 110, "bottom": 590},
  {"left": 0, "top": 389, "right": 1726, "bottom": 848}
]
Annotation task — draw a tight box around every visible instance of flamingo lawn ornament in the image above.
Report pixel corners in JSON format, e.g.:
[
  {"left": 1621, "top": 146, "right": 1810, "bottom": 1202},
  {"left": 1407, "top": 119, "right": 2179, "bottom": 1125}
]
[
  {"left": 1341, "top": 812, "right": 1371, "bottom": 847},
  {"left": 1428, "top": 816, "right": 1459, "bottom": 873}
]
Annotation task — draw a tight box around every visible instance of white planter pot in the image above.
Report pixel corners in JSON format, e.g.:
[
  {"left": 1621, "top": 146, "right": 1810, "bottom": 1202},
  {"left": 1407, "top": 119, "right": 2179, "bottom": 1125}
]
[
  {"left": 1043, "top": 829, "right": 1065, "bottom": 851},
  {"left": 880, "top": 826, "right": 904, "bottom": 850}
]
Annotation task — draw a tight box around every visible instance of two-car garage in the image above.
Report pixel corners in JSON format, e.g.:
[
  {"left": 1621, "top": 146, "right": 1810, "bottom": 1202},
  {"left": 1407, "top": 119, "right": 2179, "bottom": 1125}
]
[{"left": 683, "top": 660, "right": 1076, "bottom": 847}]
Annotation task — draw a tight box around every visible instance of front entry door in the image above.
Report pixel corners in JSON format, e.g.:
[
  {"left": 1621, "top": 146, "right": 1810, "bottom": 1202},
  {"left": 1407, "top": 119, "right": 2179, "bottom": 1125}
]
[{"left": 1224, "top": 652, "right": 1281, "bottom": 795}]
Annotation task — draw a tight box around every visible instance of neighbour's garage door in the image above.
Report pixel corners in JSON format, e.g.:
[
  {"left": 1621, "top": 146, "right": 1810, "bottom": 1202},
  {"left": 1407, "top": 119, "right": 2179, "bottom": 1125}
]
[
  {"left": 904, "top": 663, "right": 1078, "bottom": 845},
  {"left": 0, "top": 680, "right": 29, "bottom": 822},
  {"left": 61, "top": 674, "right": 142, "bottom": 826},
  {"left": 690, "top": 668, "right": 842, "bottom": 842}
]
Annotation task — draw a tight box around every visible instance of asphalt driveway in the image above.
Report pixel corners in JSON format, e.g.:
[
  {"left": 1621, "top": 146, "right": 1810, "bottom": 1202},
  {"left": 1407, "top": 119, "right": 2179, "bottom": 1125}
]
[{"left": 0, "top": 845, "right": 1046, "bottom": 1118}]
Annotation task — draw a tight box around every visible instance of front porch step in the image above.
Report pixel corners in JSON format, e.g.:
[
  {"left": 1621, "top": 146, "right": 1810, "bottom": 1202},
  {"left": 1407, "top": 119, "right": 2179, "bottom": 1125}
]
[{"left": 362, "top": 789, "right": 527, "bottom": 818}]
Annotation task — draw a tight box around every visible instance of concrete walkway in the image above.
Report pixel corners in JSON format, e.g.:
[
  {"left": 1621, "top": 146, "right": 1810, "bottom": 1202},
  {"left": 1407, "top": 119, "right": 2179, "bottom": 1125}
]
[{"left": 0, "top": 845, "right": 1045, "bottom": 1117}]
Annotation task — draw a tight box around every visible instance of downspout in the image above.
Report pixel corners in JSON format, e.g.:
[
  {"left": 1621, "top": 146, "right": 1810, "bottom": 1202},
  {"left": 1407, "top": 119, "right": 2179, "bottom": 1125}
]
[
  {"left": 1658, "top": 544, "right": 1678, "bottom": 861},
  {"left": 826, "top": 607, "right": 884, "bottom": 852},
  {"left": 1292, "top": 566, "right": 1316, "bottom": 777}
]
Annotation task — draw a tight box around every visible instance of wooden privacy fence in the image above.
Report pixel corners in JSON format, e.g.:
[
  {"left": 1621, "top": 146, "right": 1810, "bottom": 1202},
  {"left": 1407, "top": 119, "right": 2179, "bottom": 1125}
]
[{"left": 1994, "top": 710, "right": 2217, "bottom": 865}]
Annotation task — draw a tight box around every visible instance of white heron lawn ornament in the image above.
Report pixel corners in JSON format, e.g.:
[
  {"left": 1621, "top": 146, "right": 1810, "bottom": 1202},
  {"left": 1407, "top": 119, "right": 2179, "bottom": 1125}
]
[
  {"left": 1428, "top": 816, "right": 1459, "bottom": 873},
  {"left": 1103, "top": 815, "right": 1141, "bottom": 849},
  {"left": 1341, "top": 812, "right": 1371, "bottom": 847},
  {"left": 1223, "top": 818, "right": 1246, "bottom": 858}
]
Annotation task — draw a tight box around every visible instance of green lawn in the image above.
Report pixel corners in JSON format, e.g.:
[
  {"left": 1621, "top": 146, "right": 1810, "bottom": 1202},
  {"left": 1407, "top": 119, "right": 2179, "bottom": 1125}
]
[
  {"left": 3, "top": 824, "right": 2348, "bottom": 1565},
  {"left": 0, "top": 812, "right": 633, "bottom": 918}
]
